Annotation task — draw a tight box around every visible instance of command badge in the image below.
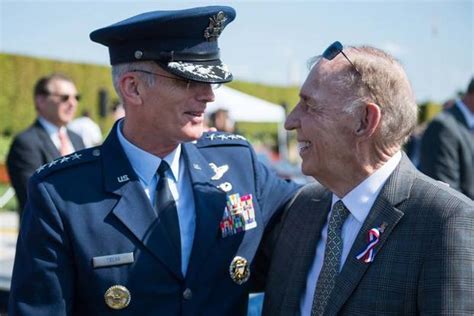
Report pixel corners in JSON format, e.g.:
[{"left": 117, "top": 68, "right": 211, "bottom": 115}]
[
  {"left": 104, "top": 285, "right": 131, "bottom": 310},
  {"left": 229, "top": 256, "right": 250, "bottom": 285}
]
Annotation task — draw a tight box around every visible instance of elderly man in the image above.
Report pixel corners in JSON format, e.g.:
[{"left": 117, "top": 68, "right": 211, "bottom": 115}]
[
  {"left": 8, "top": 6, "right": 299, "bottom": 316},
  {"left": 7, "top": 73, "right": 85, "bottom": 221},
  {"left": 255, "top": 42, "right": 474, "bottom": 315}
]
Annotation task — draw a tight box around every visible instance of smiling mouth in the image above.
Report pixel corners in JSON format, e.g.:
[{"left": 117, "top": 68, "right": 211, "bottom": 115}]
[
  {"left": 297, "top": 141, "right": 311, "bottom": 154},
  {"left": 185, "top": 111, "right": 204, "bottom": 117}
]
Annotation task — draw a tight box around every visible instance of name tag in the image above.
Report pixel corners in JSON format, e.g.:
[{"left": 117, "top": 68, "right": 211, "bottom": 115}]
[{"left": 92, "top": 252, "right": 134, "bottom": 268}]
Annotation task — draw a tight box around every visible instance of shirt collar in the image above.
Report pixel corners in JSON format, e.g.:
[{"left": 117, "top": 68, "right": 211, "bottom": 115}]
[
  {"left": 38, "top": 116, "right": 64, "bottom": 136},
  {"left": 332, "top": 151, "right": 402, "bottom": 223},
  {"left": 455, "top": 99, "right": 474, "bottom": 129},
  {"left": 116, "top": 120, "right": 181, "bottom": 185}
]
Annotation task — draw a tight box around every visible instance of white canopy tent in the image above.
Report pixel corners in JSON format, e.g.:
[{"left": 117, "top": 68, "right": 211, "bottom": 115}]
[
  {"left": 206, "top": 86, "right": 288, "bottom": 159},
  {"left": 206, "top": 86, "right": 286, "bottom": 123}
]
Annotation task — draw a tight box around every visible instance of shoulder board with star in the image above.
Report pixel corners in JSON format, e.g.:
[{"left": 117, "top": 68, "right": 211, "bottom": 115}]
[
  {"left": 196, "top": 132, "right": 249, "bottom": 148},
  {"left": 34, "top": 147, "right": 102, "bottom": 179}
]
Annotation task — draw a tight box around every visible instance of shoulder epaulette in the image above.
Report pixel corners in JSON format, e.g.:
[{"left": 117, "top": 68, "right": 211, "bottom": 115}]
[
  {"left": 34, "top": 147, "right": 101, "bottom": 179},
  {"left": 196, "top": 132, "right": 249, "bottom": 148}
]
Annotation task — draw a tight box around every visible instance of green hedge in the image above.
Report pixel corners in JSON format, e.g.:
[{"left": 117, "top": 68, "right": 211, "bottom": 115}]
[
  {"left": 0, "top": 53, "right": 300, "bottom": 137},
  {"left": 0, "top": 53, "right": 117, "bottom": 137}
]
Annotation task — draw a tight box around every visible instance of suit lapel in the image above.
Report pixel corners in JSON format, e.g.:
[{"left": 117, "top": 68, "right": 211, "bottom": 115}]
[
  {"left": 181, "top": 143, "right": 227, "bottom": 277},
  {"left": 325, "top": 155, "right": 415, "bottom": 315},
  {"left": 102, "top": 123, "right": 183, "bottom": 279},
  {"left": 34, "top": 120, "right": 61, "bottom": 160},
  {"left": 280, "top": 186, "right": 332, "bottom": 315},
  {"left": 67, "top": 129, "right": 85, "bottom": 151}
]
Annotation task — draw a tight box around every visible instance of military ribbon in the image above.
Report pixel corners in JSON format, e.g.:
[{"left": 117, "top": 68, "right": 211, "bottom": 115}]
[{"left": 356, "top": 228, "right": 380, "bottom": 263}]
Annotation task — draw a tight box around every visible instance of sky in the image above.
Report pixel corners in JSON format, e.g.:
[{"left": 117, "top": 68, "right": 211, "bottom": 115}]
[{"left": 0, "top": 0, "right": 473, "bottom": 103}]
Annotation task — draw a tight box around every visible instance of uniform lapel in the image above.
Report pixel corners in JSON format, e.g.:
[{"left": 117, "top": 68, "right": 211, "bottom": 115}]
[
  {"left": 102, "top": 123, "right": 183, "bottom": 279},
  {"left": 280, "top": 186, "right": 332, "bottom": 315},
  {"left": 325, "top": 155, "right": 414, "bottom": 315},
  {"left": 181, "top": 143, "right": 227, "bottom": 277}
]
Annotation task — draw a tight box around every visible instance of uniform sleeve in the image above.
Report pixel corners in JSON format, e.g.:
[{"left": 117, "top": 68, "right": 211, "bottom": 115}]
[
  {"left": 418, "top": 204, "right": 474, "bottom": 314},
  {"left": 8, "top": 177, "right": 74, "bottom": 316},
  {"left": 7, "top": 136, "right": 44, "bottom": 211},
  {"left": 419, "top": 120, "right": 461, "bottom": 191},
  {"left": 254, "top": 157, "right": 301, "bottom": 227},
  {"left": 250, "top": 155, "right": 301, "bottom": 292}
]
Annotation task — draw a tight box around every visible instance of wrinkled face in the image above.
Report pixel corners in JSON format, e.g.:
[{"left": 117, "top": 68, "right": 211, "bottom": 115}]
[
  {"left": 36, "top": 79, "right": 79, "bottom": 127},
  {"left": 134, "top": 66, "right": 216, "bottom": 145},
  {"left": 285, "top": 62, "right": 356, "bottom": 182}
]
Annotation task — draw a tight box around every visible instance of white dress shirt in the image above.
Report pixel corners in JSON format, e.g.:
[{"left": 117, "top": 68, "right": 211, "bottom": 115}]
[
  {"left": 117, "top": 121, "right": 196, "bottom": 276},
  {"left": 300, "top": 152, "right": 402, "bottom": 315},
  {"left": 38, "top": 116, "right": 75, "bottom": 152}
]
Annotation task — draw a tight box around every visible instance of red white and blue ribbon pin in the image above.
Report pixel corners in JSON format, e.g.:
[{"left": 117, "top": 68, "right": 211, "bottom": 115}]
[{"left": 356, "top": 227, "right": 381, "bottom": 263}]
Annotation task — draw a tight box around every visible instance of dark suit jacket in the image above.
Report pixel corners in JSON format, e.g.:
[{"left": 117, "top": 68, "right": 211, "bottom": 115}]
[
  {"left": 420, "top": 104, "right": 474, "bottom": 199},
  {"left": 8, "top": 123, "right": 299, "bottom": 316},
  {"left": 257, "top": 155, "right": 474, "bottom": 315},
  {"left": 6, "top": 120, "right": 85, "bottom": 216}
]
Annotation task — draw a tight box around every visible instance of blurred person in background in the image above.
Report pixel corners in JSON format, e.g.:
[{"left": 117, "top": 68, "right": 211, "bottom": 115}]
[
  {"left": 209, "top": 108, "right": 235, "bottom": 132},
  {"left": 68, "top": 109, "right": 103, "bottom": 148},
  {"left": 6, "top": 73, "right": 85, "bottom": 222},
  {"left": 111, "top": 100, "right": 126, "bottom": 121},
  {"left": 419, "top": 77, "right": 474, "bottom": 199}
]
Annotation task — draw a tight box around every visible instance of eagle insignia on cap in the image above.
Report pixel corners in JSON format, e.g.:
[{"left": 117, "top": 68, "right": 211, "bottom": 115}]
[{"left": 204, "top": 11, "right": 227, "bottom": 41}]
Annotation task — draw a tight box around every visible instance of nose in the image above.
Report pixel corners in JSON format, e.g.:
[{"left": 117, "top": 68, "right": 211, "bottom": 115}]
[
  {"left": 195, "top": 84, "right": 215, "bottom": 103},
  {"left": 284, "top": 104, "right": 300, "bottom": 131}
]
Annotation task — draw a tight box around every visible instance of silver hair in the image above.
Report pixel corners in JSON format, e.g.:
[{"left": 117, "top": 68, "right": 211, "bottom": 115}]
[
  {"left": 111, "top": 61, "right": 157, "bottom": 101},
  {"left": 309, "top": 46, "right": 418, "bottom": 147}
]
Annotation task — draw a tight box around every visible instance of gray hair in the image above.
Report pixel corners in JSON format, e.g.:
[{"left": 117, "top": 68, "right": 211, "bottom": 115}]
[
  {"left": 111, "top": 61, "right": 157, "bottom": 101},
  {"left": 310, "top": 46, "right": 418, "bottom": 147}
]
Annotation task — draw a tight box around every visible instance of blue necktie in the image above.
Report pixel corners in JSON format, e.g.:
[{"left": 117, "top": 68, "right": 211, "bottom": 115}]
[{"left": 155, "top": 161, "right": 181, "bottom": 261}]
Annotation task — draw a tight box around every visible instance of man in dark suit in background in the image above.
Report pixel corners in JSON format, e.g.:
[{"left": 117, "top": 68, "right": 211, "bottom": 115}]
[
  {"left": 419, "top": 78, "right": 474, "bottom": 199},
  {"left": 8, "top": 6, "right": 299, "bottom": 315},
  {"left": 6, "top": 73, "right": 85, "bottom": 221},
  {"left": 255, "top": 42, "right": 474, "bottom": 315}
]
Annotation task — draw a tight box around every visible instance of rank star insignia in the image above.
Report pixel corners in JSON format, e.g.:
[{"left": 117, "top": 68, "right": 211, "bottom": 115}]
[
  {"left": 206, "top": 134, "right": 216, "bottom": 141},
  {"left": 209, "top": 163, "right": 229, "bottom": 180},
  {"left": 229, "top": 256, "right": 250, "bottom": 285},
  {"left": 48, "top": 159, "right": 59, "bottom": 167},
  {"left": 36, "top": 164, "right": 47, "bottom": 173},
  {"left": 104, "top": 285, "right": 131, "bottom": 310}
]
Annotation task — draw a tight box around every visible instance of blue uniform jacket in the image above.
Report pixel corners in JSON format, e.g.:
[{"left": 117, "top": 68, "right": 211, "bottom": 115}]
[{"left": 9, "top": 124, "right": 299, "bottom": 316}]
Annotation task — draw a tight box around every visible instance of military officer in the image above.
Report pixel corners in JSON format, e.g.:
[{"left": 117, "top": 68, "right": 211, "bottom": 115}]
[{"left": 8, "top": 6, "right": 300, "bottom": 316}]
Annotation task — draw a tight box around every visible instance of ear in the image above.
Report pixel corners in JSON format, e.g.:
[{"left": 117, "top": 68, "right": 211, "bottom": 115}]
[
  {"left": 35, "top": 95, "right": 47, "bottom": 112},
  {"left": 354, "top": 102, "right": 381, "bottom": 137},
  {"left": 119, "top": 73, "right": 143, "bottom": 105}
]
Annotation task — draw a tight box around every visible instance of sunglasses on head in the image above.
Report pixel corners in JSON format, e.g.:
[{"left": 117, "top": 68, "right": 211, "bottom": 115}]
[
  {"left": 46, "top": 92, "right": 81, "bottom": 102},
  {"left": 322, "top": 41, "right": 381, "bottom": 106}
]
